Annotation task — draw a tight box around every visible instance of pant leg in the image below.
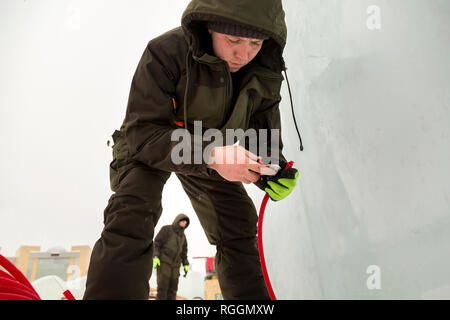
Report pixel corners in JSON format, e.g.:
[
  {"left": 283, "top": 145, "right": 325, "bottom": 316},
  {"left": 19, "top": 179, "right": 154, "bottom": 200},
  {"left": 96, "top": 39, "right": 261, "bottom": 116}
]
[
  {"left": 156, "top": 264, "right": 179, "bottom": 300},
  {"left": 166, "top": 267, "right": 180, "bottom": 300},
  {"left": 156, "top": 262, "right": 170, "bottom": 300},
  {"left": 176, "top": 173, "right": 270, "bottom": 300},
  {"left": 83, "top": 164, "right": 171, "bottom": 300}
]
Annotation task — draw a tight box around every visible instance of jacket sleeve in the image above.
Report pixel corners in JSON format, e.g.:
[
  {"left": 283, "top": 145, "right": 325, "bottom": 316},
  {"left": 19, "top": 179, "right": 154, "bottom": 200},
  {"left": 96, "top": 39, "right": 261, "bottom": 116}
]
[
  {"left": 153, "top": 226, "right": 170, "bottom": 258},
  {"left": 247, "top": 98, "right": 287, "bottom": 165},
  {"left": 122, "top": 41, "right": 211, "bottom": 176},
  {"left": 181, "top": 236, "right": 189, "bottom": 266}
]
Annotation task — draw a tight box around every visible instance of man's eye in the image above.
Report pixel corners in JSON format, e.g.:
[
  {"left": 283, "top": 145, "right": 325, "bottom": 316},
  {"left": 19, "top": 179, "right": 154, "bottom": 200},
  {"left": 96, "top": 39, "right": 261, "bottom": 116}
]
[{"left": 228, "top": 39, "right": 240, "bottom": 44}]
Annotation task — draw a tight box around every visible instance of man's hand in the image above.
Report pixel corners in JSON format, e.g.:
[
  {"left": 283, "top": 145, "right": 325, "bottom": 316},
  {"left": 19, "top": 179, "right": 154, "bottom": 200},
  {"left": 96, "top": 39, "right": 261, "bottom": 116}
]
[
  {"left": 207, "top": 145, "right": 276, "bottom": 184},
  {"left": 265, "top": 170, "right": 299, "bottom": 201},
  {"left": 153, "top": 257, "right": 160, "bottom": 269},
  {"left": 255, "top": 160, "right": 299, "bottom": 201}
]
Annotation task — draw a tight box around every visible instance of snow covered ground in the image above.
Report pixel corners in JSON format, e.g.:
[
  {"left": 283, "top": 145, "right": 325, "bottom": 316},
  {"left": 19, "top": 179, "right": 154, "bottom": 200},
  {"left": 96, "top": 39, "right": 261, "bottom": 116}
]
[{"left": 32, "top": 267, "right": 206, "bottom": 300}]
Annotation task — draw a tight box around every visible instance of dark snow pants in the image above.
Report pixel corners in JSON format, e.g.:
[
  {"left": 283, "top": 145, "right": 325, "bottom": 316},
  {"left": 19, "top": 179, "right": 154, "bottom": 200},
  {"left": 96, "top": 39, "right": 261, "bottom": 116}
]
[
  {"left": 156, "top": 262, "right": 180, "bottom": 300},
  {"left": 83, "top": 161, "right": 270, "bottom": 300}
]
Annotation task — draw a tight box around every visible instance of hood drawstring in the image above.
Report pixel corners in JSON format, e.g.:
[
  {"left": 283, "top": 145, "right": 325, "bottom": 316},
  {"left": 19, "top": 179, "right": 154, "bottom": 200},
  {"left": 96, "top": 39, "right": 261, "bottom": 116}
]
[{"left": 283, "top": 68, "right": 304, "bottom": 151}]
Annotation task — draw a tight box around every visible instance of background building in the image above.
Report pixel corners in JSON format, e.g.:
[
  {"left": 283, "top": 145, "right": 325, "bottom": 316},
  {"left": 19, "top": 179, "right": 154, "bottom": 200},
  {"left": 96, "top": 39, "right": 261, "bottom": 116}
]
[{"left": 11, "top": 245, "right": 91, "bottom": 282}]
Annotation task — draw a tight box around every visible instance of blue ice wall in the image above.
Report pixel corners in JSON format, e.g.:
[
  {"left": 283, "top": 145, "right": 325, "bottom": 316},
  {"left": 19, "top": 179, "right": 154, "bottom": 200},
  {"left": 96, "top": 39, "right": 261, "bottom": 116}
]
[{"left": 251, "top": 0, "right": 450, "bottom": 299}]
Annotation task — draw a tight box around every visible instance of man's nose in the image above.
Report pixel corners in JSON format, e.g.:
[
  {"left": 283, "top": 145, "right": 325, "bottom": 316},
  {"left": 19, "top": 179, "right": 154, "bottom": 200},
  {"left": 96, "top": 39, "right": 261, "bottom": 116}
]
[{"left": 234, "top": 44, "right": 249, "bottom": 61}]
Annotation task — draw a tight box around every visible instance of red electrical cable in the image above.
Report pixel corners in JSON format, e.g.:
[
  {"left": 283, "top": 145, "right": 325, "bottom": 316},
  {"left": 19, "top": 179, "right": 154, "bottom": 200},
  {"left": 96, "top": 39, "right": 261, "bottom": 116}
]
[
  {"left": 257, "top": 160, "right": 294, "bottom": 301},
  {"left": 63, "top": 289, "right": 76, "bottom": 300},
  {"left": 0, "top": 254, "right": 76, "bottom": 300},
  {"left": 258, "top": 192, "right": 275, "bottom": 300},
  {"left": 0, "top": 254, "right": 41, "bottom": 300},
  {"left": 0, "top": 269, "right": 16, "bottom": 281},
  {"left": 0, "top": 277, "right": 40, "bottom": 300}
]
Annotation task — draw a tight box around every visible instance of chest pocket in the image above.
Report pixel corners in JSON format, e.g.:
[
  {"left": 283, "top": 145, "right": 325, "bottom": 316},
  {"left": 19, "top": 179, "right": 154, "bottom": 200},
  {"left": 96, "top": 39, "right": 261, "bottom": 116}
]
[
  {"left": 174, "top": 63, "right": 229, "bottom": 130},
  {"left": 221, "top": 69, "right": 283, "bottom": 132}
]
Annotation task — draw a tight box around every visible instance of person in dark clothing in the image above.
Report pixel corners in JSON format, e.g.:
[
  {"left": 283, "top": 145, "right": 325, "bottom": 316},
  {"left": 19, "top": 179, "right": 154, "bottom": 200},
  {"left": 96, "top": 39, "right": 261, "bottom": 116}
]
[
  {"left": 152, "top": 214, "right": 190, "bottom": 300},
  {"left": 83, "top": 0, "right": 300, "bottom": 300}
]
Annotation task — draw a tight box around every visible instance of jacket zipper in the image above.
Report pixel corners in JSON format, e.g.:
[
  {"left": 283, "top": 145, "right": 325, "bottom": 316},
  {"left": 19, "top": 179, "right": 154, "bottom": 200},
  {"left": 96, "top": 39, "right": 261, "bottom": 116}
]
[{"left": 224, "top": 63, "right": 232, "bottom": 123}]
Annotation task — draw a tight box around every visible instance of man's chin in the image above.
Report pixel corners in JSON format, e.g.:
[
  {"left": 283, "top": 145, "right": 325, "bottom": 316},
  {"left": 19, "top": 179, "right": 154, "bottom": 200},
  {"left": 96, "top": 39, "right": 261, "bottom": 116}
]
[{"left": 229, "top": 63, "right": 243, "bottom": 73}]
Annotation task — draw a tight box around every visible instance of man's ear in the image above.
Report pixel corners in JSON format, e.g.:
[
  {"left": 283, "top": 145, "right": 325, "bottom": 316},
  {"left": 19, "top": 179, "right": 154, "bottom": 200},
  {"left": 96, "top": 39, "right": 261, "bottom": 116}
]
[{"left": 208, "top": 28, "right": 212, "bottom": 35}]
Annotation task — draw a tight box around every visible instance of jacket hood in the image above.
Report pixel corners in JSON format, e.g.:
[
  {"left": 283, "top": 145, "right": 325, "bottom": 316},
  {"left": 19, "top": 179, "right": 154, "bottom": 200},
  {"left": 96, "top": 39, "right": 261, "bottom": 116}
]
[
  {"left": 181, "top": 0, "right": 287, "bottom": 72},
  {"left": 172, "top": 213, "right": 190, "bottom": 230}
]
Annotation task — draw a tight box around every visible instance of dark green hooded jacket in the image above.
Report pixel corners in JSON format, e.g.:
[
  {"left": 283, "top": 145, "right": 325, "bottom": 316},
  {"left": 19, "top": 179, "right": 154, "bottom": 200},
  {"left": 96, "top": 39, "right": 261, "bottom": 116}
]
[
  {"left": 110, "top": 0, "right": 288, "bottom": 189},
  {"left": 154, "top": 214, "right": 190, "bottom": 268}
]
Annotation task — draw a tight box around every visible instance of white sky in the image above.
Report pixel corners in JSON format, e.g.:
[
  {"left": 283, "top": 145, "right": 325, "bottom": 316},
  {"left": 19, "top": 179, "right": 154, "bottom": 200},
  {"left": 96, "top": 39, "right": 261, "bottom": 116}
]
[{"left": 0, "top": 0, "right": 223, "bottom": 260}]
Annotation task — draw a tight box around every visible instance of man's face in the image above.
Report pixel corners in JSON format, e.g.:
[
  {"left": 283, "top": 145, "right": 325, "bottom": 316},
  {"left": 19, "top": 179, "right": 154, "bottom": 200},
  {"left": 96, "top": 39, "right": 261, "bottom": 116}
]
[
  {"left": 179, "top": 220, "right": 188, "bottom": 228},
  {"left": 209, "top": 30, "right": 264, "bottom": 73}
]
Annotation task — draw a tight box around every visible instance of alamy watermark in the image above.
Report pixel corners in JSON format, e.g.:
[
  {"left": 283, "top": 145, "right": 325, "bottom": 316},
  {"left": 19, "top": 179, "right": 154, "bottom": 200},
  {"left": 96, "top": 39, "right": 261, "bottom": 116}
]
[
  {"left": 367, "top": 5, "right": 381, "bottom": 30},
  {"left": 170, "top": 121, "right": 280, "bottom": 166},
  {"left": 366, "top": 265, "right": 381, "bottom": 290}
]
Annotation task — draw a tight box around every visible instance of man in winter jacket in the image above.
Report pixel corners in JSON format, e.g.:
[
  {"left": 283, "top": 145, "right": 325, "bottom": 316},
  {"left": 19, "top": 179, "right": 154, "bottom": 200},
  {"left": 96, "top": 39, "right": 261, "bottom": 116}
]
[
  {"left": 152, "top": 214, "right": 190, "bottom": 300},
  {"left": 84, "top": 0, "right": 299, "bottom": 300}
]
